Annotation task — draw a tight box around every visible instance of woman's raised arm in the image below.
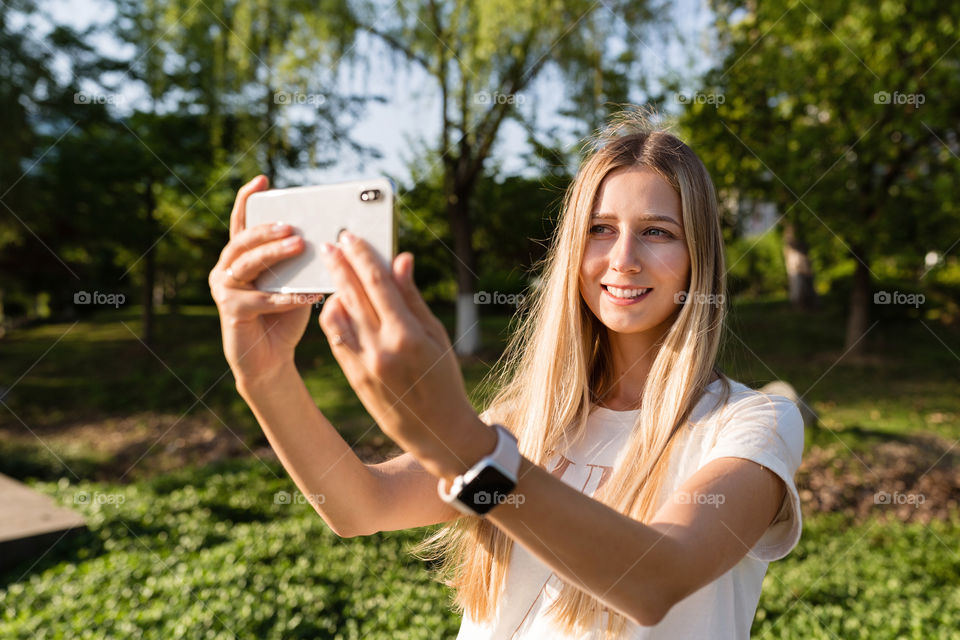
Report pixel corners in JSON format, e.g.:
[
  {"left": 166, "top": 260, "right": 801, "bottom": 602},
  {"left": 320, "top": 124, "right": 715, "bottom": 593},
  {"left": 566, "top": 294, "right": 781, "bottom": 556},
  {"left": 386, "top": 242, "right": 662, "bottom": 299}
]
[{"left": 210, "top": 175, "right": 459, "bottom": 537}]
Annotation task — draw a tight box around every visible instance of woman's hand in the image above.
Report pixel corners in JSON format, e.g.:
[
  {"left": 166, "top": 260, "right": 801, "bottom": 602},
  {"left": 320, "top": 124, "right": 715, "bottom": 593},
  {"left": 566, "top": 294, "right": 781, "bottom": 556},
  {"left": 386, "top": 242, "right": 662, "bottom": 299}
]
[
  {"left": 209, "top": 175, "right": 320, "bottom": 384},
  {"left": 317, "top": 232, "right": 493, "bottom": 478}
]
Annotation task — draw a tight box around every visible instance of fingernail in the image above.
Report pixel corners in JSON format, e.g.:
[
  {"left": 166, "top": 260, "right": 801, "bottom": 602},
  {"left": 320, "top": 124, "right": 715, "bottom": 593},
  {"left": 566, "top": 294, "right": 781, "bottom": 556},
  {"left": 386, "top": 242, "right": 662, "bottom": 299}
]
[
  {"left": 342, "top": 230, "right": 357, "bottom": 244},
  {"left": 320, "top": 242, "right": 334, "bottom": 255},
  {"left": 273, "top": 222, "right": 289, "bottom": 233},
  {"left": 283, "top": 236, "right": 301, "bottom": 248}
]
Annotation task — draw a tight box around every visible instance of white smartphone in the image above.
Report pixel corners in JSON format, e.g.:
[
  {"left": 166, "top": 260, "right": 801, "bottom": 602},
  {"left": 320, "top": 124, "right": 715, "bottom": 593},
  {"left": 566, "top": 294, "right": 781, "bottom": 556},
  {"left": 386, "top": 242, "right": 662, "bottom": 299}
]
[{"left": 244, "top": 177, "right": 396, "bottom": 294}]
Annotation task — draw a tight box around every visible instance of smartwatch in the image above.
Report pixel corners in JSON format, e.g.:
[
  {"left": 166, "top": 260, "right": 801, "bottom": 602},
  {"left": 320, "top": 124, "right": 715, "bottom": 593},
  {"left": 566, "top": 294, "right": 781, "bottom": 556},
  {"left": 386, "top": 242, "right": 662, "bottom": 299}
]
[{"left": 437, "top": 423, "right": 521, "bottom": 517}]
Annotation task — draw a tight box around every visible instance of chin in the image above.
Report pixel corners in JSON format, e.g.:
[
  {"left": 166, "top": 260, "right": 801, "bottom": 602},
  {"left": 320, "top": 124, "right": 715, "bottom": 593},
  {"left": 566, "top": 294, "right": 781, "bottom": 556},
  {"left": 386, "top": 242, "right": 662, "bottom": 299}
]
[{"left": 601, "top": 318, "right": 662, "bottom": 335}]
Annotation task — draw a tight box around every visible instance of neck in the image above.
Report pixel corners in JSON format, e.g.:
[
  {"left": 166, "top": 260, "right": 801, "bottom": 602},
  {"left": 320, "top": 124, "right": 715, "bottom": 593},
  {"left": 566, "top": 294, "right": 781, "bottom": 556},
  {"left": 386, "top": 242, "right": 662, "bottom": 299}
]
[{"left": 596, "top": 321, "right": 672, "bottom": 411}]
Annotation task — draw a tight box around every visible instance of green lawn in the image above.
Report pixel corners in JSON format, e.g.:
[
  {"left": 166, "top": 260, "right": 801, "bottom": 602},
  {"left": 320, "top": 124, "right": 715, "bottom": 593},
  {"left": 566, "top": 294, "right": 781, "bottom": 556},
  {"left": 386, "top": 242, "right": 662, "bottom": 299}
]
[{"left": 1, "top": 458, "right": 958, "bottom": 639}]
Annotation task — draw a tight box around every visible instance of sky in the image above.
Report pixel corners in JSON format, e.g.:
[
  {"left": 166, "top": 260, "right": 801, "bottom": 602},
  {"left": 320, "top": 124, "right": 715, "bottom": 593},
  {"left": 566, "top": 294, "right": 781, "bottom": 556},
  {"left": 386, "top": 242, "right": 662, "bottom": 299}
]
[{"left": 37, "top": 0, "right": 719, "bottom": 187}]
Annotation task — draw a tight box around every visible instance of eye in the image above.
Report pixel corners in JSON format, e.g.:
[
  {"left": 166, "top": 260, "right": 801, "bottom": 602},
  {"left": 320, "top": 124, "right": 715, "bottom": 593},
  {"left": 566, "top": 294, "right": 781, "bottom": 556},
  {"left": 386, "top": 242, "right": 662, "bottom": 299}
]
[
  {"left": 644, "top": 227, "right": 674, "bottom": 238},
  {"left": 589, "top": 224, "right": 612, "bottom": 235}
]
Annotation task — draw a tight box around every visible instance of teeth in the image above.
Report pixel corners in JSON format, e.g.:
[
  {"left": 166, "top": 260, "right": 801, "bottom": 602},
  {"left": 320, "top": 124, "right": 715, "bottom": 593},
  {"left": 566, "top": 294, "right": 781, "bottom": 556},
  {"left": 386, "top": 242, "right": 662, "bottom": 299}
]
[{"left": 605, "top": 286, "right": 649, "bottom": 299}]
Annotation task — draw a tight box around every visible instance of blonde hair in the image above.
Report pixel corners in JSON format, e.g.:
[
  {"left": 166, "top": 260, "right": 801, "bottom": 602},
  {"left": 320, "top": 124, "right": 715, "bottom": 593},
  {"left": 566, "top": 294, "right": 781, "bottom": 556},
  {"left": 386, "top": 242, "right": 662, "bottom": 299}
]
[{"left": 413, "top": 108, "right": 731, "bottom": 638}]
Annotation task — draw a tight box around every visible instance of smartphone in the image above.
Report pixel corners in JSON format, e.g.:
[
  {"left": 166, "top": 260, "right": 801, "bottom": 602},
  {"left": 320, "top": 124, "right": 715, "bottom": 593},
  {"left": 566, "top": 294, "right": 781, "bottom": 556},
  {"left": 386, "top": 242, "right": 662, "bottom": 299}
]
[{"left": 244, "top": 177, "right": 396, "bottom": 294}]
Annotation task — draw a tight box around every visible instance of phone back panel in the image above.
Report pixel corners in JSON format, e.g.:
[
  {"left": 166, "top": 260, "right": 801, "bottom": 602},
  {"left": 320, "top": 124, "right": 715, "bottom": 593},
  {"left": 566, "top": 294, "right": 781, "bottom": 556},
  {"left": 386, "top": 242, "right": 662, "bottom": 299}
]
[{"left": 245, "top": 178, "right": 396, "bottom": 294}]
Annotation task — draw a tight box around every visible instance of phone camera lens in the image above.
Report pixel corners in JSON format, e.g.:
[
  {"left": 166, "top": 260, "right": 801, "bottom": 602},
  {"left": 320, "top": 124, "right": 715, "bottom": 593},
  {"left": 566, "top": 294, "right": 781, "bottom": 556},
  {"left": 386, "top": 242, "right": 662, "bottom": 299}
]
[{"left": 360, "top": 189, "right": 381, "bottom": 202}]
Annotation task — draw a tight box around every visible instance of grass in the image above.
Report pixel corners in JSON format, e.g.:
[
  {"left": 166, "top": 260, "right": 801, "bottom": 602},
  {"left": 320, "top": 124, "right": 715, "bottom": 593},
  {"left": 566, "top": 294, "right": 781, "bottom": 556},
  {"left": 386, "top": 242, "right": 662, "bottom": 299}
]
[
  {"left": 0, "top": 303, "right": 512, "bottom": 446},
  {"left": 1, "top": 458, "right": 959, "bottom": 639},
  {"left": 0, "top": 459, "right": 460, "bottom": 640}
]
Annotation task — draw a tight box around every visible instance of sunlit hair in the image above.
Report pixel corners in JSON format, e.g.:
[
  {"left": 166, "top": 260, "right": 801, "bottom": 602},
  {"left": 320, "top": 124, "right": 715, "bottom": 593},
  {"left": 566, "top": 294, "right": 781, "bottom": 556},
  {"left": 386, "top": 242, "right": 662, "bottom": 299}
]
[{"left": 412, "top": 108, "right": 731, "bottom": 638}]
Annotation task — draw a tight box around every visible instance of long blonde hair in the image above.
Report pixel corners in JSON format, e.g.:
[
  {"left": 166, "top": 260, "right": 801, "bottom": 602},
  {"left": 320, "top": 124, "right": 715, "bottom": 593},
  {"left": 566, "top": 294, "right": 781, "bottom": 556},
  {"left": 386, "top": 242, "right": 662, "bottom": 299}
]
[{"left": 413, "top": 110, "right": 731, "bottom": 638}]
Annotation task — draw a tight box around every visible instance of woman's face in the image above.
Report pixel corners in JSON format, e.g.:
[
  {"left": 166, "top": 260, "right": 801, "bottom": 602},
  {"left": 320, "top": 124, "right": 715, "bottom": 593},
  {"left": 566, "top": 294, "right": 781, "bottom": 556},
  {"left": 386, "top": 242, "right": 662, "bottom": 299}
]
[{"left": 578, "top": 166, "right": 691, "bottom": 337}]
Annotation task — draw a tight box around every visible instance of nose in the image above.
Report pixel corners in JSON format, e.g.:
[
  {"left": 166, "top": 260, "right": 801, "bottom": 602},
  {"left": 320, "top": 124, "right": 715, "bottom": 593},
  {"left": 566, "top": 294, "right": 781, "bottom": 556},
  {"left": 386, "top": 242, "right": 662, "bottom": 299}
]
[{"left": 609, "top": 230, "right": 642, "bottom": 273}]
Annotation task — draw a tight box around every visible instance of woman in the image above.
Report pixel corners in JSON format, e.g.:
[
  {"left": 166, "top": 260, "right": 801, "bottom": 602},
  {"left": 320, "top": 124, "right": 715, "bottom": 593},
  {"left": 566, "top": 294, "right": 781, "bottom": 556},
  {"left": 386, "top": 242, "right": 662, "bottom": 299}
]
[{"left": 208, "top": 112, "right": 804, "bottom": 639}]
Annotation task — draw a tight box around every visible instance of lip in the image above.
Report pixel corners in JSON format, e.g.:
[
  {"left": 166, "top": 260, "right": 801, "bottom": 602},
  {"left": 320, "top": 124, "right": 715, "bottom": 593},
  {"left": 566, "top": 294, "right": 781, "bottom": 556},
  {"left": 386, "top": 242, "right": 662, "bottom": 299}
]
[
  {"left": 602, "top": 283, "right": 650, "bottom": 289},
  {"left": 601, "top": 284, "right": 652, "bottom": 306}
]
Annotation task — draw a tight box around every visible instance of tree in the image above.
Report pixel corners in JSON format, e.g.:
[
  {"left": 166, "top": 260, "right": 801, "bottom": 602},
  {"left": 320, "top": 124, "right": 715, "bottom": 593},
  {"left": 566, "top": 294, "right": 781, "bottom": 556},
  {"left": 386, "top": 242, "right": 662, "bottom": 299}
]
[
  {"left": 679, "top": 0, "right": 960, "bottom": 354},
  {"left": 0, "top": 0, "right": 129, "bottom": 326},
  {"left": 111, "top": 0, "right": 376, "bottom": 343},
  {"left": 344, "top": 0, "right": 658, "bottom": 354}
]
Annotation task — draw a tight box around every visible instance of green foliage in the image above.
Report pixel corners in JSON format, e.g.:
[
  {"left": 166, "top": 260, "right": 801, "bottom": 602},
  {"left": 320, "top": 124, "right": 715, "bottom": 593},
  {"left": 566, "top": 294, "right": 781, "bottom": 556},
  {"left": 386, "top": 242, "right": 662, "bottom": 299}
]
[
  {"left": 725, "top": 230, "right": 788, "bottom": 298},
  {"left": 397, "top": 170, "right": 568, "bottom": 303},
  {"left": 677, "top": 0, "right": 960, "bottom": 328},
  {"left": 0, "top": 458, "right": 460, "bottom": 639},
  {"left": 2, "top": 459, "right": 959, "bottom": 638},
  {"left": 755, "top": 513, "right": 960, "bottom": 638}
]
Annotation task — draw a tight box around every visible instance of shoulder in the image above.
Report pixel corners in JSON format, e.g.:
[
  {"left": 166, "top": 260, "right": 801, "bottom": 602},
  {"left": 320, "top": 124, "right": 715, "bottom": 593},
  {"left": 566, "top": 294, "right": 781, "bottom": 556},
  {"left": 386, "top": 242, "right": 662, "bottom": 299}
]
[{"left": 700, "top": 379, "right": 805, "bottom": 473}]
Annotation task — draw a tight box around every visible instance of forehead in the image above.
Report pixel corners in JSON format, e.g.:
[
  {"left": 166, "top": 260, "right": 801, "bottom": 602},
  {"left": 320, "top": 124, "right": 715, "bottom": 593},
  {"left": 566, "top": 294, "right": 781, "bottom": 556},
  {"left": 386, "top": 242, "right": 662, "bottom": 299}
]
[{"left": 592, "top": 166, "right": 682, "bottom": 224}]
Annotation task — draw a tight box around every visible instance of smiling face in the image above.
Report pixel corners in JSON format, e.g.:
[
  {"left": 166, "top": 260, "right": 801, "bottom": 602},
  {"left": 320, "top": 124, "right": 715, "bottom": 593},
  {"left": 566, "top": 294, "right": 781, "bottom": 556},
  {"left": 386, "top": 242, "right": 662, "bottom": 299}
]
[{"left": 578, "top": 166, "right": 691, "bottom": 337}]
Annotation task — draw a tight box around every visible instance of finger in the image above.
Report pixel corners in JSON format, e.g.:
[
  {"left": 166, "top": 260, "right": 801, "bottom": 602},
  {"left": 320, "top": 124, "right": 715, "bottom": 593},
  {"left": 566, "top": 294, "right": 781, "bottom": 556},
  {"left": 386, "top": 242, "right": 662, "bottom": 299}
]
[
  {"left": 217, "top": 221, "right": 294, "bottom": 272},
  {"left": 225, "top": 234, "right": 304, "bottom": 285},
  {"left": 391, "top": 253, "right": 447, "bottom": 342},
  {"left": 320, "top": 241, "right": 380, "bottom": 333},
  {"left": 215, "top": 287, "right": 322, "bottom": 319},
  {"left": 338, "top": 232, "right": 414, "bottom": 326},
  {"left": 318, "top": 294, "right": 361, "bottom": 352},
  {"left": 229, "top": 175, "right": 269, "bottom": 240}
]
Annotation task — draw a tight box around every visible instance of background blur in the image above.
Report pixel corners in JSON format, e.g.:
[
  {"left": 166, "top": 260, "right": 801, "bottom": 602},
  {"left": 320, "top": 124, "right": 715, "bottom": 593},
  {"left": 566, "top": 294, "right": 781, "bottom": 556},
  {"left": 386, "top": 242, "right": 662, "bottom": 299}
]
[{"left": 1, "top": 0, "right": 959, "bottom": 638}]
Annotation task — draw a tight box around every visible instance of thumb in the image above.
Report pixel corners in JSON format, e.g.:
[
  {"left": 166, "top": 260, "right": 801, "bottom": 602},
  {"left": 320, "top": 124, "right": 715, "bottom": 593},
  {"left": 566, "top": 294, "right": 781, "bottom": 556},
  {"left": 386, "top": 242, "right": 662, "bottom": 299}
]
[{"left": 393, "top": 252, "right": 414, "bottom": 283}]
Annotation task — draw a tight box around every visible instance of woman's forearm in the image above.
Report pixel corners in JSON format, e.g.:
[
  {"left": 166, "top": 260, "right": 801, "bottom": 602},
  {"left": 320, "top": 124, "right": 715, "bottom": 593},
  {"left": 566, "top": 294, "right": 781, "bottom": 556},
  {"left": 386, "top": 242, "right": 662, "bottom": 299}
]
[{"left": 235, "top": 363, "right": 380, "bottom": 537}]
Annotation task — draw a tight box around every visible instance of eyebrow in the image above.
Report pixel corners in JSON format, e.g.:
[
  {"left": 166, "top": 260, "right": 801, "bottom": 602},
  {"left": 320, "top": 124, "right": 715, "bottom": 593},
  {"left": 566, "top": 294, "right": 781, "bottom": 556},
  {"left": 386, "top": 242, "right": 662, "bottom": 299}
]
[{"left": 590, "top": 212, "right": 682, "bottom": 227}]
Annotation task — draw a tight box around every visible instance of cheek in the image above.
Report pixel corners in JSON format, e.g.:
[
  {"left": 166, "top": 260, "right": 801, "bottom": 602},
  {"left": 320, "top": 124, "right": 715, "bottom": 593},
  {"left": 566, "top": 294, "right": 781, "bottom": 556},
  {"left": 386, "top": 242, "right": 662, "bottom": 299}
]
[
  {"left": 579, "top": 248, "right": 600, "bottom": 285},
  {"left": 654, "top": 245, "right": 691, "bottom": 287}
]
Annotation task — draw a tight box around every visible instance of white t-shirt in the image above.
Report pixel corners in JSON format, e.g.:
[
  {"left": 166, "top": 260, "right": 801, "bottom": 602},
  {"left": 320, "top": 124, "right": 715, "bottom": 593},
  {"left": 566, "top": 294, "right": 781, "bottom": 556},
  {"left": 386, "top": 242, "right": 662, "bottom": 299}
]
[{"left": 455, "top": 378, "right": 805, "bottom": 640}]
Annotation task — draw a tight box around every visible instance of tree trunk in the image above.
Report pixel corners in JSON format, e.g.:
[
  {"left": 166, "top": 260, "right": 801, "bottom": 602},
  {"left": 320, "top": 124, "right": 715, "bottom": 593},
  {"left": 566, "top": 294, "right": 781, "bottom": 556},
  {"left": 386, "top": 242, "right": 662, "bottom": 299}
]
[
  {"left": 782, "top": 220, "right": 818, "bottom": 311},
  {"left": 142, "top": 179, "right": 157, "bottom": 347},
  {"left": 447, "top": 183, "right": 481, "bottom": 356},
  {"left": 844, "top": 246, "right": 871, "bottom": 356}
]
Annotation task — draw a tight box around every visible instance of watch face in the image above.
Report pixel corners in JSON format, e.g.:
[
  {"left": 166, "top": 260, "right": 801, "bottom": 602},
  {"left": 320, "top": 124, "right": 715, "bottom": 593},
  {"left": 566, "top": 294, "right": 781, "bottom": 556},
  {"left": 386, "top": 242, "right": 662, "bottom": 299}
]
[{"left": 459, "top": 466, "right": 517, "bottom": 515}]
